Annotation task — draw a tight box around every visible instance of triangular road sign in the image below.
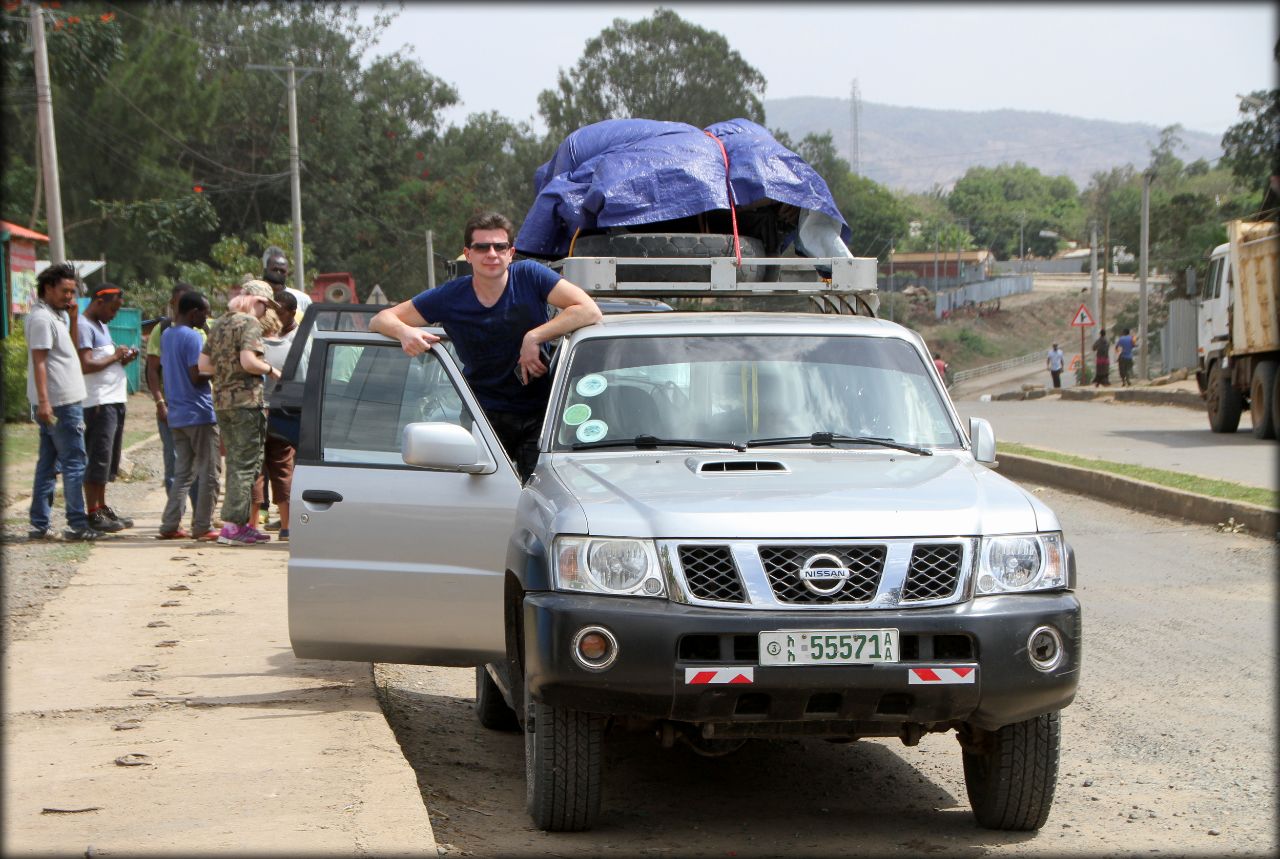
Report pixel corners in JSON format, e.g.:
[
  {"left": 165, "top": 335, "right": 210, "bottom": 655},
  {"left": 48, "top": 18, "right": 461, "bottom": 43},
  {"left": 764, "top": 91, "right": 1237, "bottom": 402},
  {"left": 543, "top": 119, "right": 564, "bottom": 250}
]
[
  {"left": 1070, "top": 303, "right": 1096, "bottom": 327},
  {"left": 1069, "top": 354, "right": 1082, "bottom": 370}
]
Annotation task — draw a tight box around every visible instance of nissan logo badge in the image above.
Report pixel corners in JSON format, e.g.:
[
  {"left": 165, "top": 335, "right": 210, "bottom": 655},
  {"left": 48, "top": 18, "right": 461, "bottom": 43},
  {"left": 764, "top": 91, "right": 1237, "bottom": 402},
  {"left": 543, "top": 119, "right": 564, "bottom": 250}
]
[{"left": 798, "top": 553, "right": 851, "bottom": 596}]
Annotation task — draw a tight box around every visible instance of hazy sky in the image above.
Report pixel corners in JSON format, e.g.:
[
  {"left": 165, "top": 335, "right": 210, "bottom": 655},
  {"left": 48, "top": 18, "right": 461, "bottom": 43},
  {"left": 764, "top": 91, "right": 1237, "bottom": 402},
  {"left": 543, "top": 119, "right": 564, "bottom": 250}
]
[{"left": 363, "top": 2, "right": 1276, "bottom": 136}]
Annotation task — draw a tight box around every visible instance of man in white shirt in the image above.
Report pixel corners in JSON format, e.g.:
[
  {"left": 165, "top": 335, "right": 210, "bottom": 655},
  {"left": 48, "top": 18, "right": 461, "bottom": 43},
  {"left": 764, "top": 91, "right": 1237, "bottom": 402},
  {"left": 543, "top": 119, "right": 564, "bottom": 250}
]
[
  {"left": 77, "top": 281, "right": 139, "bottom": 532},
  {"left": 26, "top": 263, "right": 97, "bottom": 540},
  {"left": 262, "top": 246, "right": 312, "bottom": 318},
  {"left": 1046, "top": 342, "right": 1065, "bottom": 389}
]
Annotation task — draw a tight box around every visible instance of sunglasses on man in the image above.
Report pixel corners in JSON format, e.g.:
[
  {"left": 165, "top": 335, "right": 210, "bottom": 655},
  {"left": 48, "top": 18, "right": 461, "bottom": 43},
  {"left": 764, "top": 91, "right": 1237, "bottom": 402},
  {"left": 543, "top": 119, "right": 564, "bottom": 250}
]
[{"left": 467, "top": 242, "right": 513, "bottom": 253}]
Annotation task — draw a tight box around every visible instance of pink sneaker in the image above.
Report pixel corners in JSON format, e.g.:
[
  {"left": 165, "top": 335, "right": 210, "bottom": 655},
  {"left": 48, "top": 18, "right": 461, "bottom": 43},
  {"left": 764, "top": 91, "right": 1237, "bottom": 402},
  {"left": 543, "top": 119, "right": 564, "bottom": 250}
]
[
  {"left": 242, "top": 527, "right": 271, "bottom": 543},
  {"left": 216, "top": 524, "right": 254, "bottom": 546}
]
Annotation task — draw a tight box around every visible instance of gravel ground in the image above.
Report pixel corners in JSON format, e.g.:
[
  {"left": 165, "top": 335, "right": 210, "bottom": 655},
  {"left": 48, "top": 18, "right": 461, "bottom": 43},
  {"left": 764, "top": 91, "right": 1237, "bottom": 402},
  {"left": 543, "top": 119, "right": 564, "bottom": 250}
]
[{"left": 2, "top": 406, "right": 168, "bottom": 644}]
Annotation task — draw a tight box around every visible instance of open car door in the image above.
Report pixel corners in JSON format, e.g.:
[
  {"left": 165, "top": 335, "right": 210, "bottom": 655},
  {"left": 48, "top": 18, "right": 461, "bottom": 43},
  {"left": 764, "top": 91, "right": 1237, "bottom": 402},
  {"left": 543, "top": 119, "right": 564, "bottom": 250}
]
[{"left": 287, "top": 328, "right": 521, "bottom": 665}]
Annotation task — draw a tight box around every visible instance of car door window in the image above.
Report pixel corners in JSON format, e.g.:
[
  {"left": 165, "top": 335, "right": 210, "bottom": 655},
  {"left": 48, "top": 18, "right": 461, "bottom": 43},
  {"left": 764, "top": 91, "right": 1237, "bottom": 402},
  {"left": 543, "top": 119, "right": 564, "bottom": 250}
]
[{"left": 319, "top": 343, "right": 469, "bottom": 464}]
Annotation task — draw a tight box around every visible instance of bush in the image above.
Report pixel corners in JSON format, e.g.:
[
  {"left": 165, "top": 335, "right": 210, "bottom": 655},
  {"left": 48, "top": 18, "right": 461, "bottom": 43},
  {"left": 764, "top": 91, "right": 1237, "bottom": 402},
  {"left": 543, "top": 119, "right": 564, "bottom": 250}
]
[{"left": 3, "top": 327, "right": 30, "bottom": 422}]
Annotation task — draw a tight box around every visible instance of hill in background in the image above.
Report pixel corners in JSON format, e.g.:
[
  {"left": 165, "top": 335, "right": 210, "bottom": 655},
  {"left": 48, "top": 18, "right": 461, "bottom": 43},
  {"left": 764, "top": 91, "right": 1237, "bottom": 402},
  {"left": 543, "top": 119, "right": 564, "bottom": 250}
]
[{"left": 764, "top": 96, "right": 1223, "bottom": 193}]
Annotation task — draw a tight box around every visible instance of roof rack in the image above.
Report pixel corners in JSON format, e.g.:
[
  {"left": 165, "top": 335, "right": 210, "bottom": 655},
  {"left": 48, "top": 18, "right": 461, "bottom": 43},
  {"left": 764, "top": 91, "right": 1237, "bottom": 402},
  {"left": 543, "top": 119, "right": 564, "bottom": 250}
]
[{"left": 549, "top": 255, "right": 879, "bottom": 299}]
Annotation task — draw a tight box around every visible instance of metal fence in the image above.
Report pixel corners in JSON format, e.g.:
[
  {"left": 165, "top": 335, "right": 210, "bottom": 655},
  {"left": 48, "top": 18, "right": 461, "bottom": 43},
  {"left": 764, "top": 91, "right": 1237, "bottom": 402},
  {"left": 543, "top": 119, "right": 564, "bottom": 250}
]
[
  {"left": 934, "top": 275, "right": 1033, "bottom": 318},
  {"left": 952, "top": 350, "right": 1045, "bottom": 385},
  {"left": 1158, "top": 297, "right": 1198, "bottom": 374}
]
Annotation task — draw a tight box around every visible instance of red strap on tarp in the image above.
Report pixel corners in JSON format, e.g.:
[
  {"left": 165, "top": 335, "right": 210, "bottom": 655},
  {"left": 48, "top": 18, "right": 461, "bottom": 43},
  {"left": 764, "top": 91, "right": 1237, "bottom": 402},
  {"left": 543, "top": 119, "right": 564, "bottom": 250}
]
[{"left": 704, "top": 131, "right": 742, "bottom": 267}]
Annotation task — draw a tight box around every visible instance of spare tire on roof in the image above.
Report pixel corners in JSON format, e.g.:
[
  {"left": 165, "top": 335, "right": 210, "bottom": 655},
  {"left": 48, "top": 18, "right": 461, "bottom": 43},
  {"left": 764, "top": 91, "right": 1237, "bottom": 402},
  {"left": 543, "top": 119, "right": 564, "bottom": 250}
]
[{"left": 570, "top": 233, "right": 768, "bottom": 283}]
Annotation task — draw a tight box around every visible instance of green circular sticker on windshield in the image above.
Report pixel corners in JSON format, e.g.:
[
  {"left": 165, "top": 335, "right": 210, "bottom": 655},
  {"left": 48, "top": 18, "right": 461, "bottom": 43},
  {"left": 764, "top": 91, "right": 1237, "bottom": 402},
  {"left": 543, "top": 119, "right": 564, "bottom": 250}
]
[
  {"left": 575, "top": 419, "right": 608, "bottom": 443},
  {"left": 563, "top": 403, "right": 592, "bottom": 426},
  {"left": 576, "top": 374, "right": 608, "bottom": 398}
]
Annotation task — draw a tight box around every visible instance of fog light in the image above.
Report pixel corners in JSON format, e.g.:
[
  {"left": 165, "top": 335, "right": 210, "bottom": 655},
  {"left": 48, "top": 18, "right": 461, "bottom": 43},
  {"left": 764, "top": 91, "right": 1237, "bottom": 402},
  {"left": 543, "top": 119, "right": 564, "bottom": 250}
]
[
  {"left": 1027, "top": 625, "right": 1064, "bottom": 672},
  {"left": 572, "top": 626, "right": 618, "bottom": 671}
]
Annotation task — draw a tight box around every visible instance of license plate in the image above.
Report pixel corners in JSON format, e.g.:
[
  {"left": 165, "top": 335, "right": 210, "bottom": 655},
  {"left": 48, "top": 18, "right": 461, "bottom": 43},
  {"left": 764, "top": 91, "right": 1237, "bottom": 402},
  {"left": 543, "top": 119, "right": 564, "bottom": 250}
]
[{"left": 759, "top": 629, "right": 899, "bottom": 666}]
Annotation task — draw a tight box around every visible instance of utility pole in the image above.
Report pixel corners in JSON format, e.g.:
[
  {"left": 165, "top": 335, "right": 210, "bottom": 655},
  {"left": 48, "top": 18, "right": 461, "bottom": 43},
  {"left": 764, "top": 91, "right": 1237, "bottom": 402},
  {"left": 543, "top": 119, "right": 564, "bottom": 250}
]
[
  {"left": 31, "top": 4, "right": 65, "bottom": 263},
  {"left": 848, "top": 78, "right": 862, "bottom": 177},
  {"left": 1139, "top": 171, "right": 1151, "bottom": 382},
  {"left": 1089, "top": 221, "right": 1099, "bottom": 324},
  {"left": 932, "top": 231, "right": 939, "bottom": 294},
  {"left": 1018, "top": 211, "right": 1026, "bottom": 273},
  {"left": 887, "top": 246, "right": 895, "bottom": 322},
  {"left": 426, "top": 229, "right": 436, "bottom": 290},
  {"left": 247, "top": 60, "right": 326, "bottom": 294}
]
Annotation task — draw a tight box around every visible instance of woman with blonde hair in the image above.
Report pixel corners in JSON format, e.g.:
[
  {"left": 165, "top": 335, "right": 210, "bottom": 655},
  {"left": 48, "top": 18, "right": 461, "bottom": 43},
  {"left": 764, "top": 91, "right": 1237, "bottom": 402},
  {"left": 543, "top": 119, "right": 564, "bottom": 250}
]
[{"left": 198, "top": 281, "right": 281, "bottom": 546}]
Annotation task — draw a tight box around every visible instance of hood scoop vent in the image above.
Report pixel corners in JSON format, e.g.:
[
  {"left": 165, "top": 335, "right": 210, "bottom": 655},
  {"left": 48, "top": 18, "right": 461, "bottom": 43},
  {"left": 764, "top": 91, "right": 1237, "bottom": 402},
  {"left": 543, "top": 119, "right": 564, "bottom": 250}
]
[{"left": 693, "top": 459, "right": 789, "bottom": 475}]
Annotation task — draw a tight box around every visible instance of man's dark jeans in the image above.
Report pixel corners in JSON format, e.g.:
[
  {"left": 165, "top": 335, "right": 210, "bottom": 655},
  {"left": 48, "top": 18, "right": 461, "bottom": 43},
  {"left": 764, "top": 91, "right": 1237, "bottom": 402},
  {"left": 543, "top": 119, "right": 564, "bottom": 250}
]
[
  {"left": 30, "top": 402, "right": 89, "bottom": 532},
  {"left": 485, "top": 409, "right": 542, "bottom": 481}
]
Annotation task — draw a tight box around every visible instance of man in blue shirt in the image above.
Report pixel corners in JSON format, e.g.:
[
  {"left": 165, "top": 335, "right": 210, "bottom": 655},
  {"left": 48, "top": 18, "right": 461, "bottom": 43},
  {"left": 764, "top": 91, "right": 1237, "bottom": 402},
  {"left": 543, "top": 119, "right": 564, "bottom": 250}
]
[
  {"left": 158, "top": 291, "right": 222, "bottom": 540},
  {"left": 371, "top": 212, "right": 601, "bottom": 479},
  {"left": 1115, "top": 328, "right": 1136, "bottom": 387}
]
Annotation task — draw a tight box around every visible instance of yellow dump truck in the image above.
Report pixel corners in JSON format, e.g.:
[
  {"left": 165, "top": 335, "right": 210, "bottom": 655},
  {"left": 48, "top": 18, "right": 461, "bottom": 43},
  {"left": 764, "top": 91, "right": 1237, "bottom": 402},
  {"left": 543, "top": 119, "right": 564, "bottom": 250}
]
[{"left": 1196, "top": 219, "right": 1280, "bottom": 438}]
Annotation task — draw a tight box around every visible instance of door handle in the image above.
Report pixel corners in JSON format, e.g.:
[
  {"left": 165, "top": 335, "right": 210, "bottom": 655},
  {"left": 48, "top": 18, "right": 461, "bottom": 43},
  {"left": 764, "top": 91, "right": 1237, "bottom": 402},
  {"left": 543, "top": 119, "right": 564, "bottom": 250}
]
[{"left": 301, "top": 489, "right": 344, "bottom": 504}]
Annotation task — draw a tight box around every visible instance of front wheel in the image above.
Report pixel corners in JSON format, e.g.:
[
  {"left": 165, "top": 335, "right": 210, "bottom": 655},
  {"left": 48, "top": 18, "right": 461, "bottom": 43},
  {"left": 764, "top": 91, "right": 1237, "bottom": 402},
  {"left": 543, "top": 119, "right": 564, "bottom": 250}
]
[
  {"left": 961, "top": 711, "right": 1061, "bottom": 831},
  {"left": 525, "top": 686, "right": 605, "bottom": 831},
  {"left": 1206, "top": 361, "right": 1243, "bottom": 433}
]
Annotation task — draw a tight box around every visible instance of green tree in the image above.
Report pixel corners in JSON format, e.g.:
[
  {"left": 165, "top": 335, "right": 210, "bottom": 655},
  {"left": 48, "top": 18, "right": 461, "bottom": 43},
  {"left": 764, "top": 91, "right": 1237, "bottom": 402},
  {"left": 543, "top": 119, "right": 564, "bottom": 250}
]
[
  {"left": 946, "top": 163, "right": 1081, "bottom": 259},
  {"left": 1219, "top": 89, "right": 1280, "bottom": 195},
  {"left": 537, "top": 8, "right": 766, "bottom": 138}
]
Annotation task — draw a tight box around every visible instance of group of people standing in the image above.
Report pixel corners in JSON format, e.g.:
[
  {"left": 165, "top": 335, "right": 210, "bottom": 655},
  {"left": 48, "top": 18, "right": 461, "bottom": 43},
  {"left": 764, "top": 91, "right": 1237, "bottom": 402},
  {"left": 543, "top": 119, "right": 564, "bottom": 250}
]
[
  {"left": 25, "top": 248, "right": 308, "bottom": 547},
  {"left": 1044, "top": 327, "right": 1139, "bottom": 389}
]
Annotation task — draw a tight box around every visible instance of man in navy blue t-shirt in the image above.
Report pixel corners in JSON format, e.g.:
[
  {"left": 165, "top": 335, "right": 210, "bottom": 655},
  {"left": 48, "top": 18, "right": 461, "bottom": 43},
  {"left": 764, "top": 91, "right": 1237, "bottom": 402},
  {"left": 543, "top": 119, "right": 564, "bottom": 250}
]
[{"left": 371, "top": 211, "right": 601, "bottom": 478}]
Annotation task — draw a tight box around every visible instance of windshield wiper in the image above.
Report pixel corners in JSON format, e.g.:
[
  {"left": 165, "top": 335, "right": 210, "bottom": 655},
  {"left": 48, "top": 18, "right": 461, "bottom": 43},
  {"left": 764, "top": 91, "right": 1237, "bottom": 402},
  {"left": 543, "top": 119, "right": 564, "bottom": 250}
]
[
  {"left": 572, "top": 434, "right": 747, "bottom": 452},
  {"left": 746, "top": 432, "right": 932, "bottom": 456}
]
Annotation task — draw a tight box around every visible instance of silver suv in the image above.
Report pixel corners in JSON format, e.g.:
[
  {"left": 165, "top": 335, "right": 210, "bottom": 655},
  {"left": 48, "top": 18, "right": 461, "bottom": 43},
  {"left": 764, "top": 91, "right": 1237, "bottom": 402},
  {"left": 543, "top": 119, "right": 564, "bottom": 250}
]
[{"left": 285, "top": 308, "right": 1080, "bottom": 833}]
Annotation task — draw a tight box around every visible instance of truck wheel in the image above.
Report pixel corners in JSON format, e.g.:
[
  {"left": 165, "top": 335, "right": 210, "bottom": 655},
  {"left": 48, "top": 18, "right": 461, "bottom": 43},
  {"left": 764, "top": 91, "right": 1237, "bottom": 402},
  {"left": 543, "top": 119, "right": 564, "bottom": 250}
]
[
  {"left": 571, "top": 233, "right": 767, "bottom": 283},
  {"left": 962, "top": 711, "right": 1060, "bottom": 831},
  {"left": 475, "top": 665, "right": 519, "bottom": 731},
  {"left": 1206, "top": 361, "right": 1243, "bottom": 434},
  {"left": 1272, "top": 368, "right": 1280, "bottom": 444},
  {"left": 1249, "top": 360, "right": 1277, "bottom": 439},
  {"left": 525, "top": 685, "right": 605, "bottom": 831}
]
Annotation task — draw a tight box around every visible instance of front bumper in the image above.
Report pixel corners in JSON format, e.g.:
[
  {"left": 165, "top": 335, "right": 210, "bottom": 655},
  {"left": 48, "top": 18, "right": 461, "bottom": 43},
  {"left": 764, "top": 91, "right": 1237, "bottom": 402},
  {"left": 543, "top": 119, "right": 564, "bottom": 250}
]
[{"left": 523, "top": 592, "right": 1080, "bottom": 732}]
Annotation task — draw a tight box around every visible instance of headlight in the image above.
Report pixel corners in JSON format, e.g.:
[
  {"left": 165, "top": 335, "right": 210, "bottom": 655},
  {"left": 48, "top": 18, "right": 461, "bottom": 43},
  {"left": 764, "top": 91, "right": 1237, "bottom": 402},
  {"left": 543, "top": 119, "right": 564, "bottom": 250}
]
[
  {"left": 554, "top": 537, "right": 666, "bottom": 598},
  {"left": 976, "top": 533, "right": 1066, "bottom": 594}
]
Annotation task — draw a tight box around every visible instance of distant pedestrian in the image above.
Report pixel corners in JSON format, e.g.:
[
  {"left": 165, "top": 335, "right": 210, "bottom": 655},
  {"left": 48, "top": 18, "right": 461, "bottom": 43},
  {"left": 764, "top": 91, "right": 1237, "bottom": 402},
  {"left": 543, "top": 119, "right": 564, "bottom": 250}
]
[
  {"left": 1115, "top": 328, "right": 1136, "bottom": 387},
  {"left": 25, "top": 263, "right": 100, "bottom": 541},
  {"left": 200, "top": 281, "right": 281, "bottom": 546},
  {"left": 158, "top": 291, "right": 222, "bottom": 541},
  {"left": 77, "top": 281, "right": 139, "bottom": 533},
  {"left": 1092, "top": 328, "right": 1111, "bottom": 387},
  {"left": 1046, "top": 342, "right": 1065, "bottom": 389},
  {"left": 261, "top": 246, "right": 312, "bottom": 318}
]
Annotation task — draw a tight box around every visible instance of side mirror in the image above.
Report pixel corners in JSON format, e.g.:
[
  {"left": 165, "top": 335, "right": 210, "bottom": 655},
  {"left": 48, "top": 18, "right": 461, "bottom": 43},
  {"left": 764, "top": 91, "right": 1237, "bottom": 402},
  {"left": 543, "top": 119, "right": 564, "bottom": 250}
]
[
  {"left": 968, "top": 417, "right": 997, "bottom": 464},
  {"left": 402, "top": 422, "right": 492, "bottom": 473}
]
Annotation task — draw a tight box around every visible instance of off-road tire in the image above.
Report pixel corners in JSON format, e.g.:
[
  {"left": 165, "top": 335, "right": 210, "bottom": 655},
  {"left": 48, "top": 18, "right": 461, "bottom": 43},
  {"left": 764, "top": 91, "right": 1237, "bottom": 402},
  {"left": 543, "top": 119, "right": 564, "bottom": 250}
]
[
  {"left": 474, "top": 665, "right": 519, "bottom": 731},
  {"left": 570, "top": 233, "right": 767, "bottom": 283},
  {"left": 525, "top": 693, "right": 605, "bottom": 831},
  {"left": 962, "top": 711, "right": 1061, "bottom": 831},
  {"left": 1248, "top": 360, "right": 1277, "bottom": 439},
  {"left": 1207, "top": 361, "right": 1243, "bottom": 433}
]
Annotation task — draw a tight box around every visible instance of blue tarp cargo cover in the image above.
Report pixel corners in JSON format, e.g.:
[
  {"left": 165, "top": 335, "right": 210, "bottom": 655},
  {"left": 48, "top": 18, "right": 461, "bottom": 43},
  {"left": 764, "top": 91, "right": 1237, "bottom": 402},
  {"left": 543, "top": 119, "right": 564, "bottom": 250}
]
[{"left": 516, "top": 118, "right": 851, "bottom": 259}]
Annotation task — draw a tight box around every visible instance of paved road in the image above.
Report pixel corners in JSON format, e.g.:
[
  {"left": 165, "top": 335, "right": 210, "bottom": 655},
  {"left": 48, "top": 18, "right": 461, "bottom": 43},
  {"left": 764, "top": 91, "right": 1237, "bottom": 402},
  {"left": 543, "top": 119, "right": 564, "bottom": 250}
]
[{"left": 955, "top": 393, "right": 1274, "bottom": 491}]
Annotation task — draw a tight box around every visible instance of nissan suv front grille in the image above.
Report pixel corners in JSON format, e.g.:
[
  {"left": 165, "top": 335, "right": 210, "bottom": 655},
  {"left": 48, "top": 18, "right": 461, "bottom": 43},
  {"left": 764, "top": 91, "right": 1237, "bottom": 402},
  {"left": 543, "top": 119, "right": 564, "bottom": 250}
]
[
  {"left": 759, "top": 545, "right": 886, "bottom": 604},
  {"left": 669, "top": 539, "right": 972, "bottom": 610},
  {"left": 903, "top": 544, "right": 964, "bottom": 601},
  {"left": 678, "top": 545, "right": 747, "bottom": 603}
]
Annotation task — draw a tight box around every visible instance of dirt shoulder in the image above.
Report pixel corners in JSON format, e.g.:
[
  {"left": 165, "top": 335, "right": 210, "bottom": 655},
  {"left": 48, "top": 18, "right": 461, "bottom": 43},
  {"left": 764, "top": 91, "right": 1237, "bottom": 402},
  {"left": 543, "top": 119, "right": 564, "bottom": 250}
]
[{"left": 2, "top": 449, "right": 433, "bottom": 855}]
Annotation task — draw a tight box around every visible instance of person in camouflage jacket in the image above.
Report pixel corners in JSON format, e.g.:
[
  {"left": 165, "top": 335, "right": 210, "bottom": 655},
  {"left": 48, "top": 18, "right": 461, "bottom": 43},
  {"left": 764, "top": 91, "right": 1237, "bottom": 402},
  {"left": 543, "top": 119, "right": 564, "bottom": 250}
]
[{"left": 199, "top": 281, "right": 282, "bottom": 545}]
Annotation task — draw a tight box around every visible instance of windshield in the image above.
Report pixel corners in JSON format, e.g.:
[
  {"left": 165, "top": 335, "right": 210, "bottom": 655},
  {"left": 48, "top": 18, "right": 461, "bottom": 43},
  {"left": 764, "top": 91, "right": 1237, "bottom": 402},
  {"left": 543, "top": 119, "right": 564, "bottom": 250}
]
[{"left": 550, "top": 335, "right": 961, "bottom": 451}]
